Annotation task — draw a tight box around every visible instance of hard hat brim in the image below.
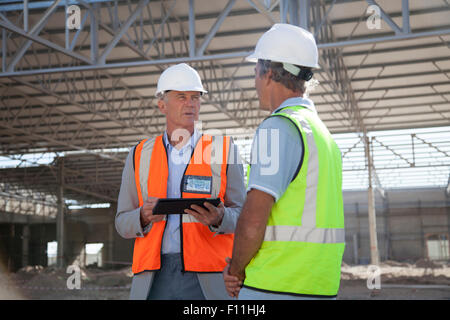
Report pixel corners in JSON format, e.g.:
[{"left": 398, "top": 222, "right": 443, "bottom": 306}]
[
  {"left": 246, "top": 52, "right": 320, "bottom": 69},
  {"left": 155, "top": 88, "right": 208, "bottom": 97}
]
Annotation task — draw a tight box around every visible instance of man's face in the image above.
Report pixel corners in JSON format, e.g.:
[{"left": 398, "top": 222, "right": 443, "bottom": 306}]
[
  {"left": 158, "top": 90, "right": 201, "bottom": 130},
  {"left": 255, "top": 62, "right": 270, "bottom": 111}
]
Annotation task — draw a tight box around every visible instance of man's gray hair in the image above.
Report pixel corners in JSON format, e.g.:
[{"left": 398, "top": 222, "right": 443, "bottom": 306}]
[
  {"left": 257, "top": 59, "right": 307, "bottom": 94},
  {"left": 156, "top": 91, "right": 168, "bottom": 100}
]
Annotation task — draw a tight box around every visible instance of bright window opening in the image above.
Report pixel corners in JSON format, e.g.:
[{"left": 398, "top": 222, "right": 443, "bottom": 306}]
[
  {"left": 85, "top": 243, "right": 104, "bottom": 267},
  {"left": 426, "top": 233, "right": 449, "bottom": 261},
  {"left": 47, "top": 241, "right": 57, "bottom": 266}
]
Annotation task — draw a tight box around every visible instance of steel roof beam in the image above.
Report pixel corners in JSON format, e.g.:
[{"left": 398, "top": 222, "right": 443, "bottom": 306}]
[
  {"left": 196, "top": 0, "right": 236, "bottom": 56},
  {"left": 2, "top": 25, "right": 449, "bottom": 78},
  {"left": 365, "top": 0, "right": 403, "bottom": 35},
  {"left": 97, "top": 0, "right": 149, "bottom": 64},
  {"left": 0, "top": 83, "right": 127, "bottom": 162}
]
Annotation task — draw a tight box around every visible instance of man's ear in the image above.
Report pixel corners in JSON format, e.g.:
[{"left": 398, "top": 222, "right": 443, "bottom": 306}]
[
  {"left": 157, "top": 99, "right": 166, "bottom": 114},
  {"left": 264, "top": 68, "right": 273, "bottom": 85}
]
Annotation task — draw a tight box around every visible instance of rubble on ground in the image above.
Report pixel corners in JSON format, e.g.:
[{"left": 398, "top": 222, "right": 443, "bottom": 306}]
[
  {"left": 341, "top": 259, "right": 450, "bottom": 285},
  {"left": 0, "top": 260, "right": 449, "bottom": 299}
]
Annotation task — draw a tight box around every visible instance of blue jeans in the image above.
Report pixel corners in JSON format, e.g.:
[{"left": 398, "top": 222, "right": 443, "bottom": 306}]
[{"left": 147, "top": 253, "right": 206, "bottom": 300}]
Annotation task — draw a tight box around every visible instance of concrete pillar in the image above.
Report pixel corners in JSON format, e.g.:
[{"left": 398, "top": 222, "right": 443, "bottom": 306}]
[
  {"left": 22, "top": 224, "right": 30, "bottom": 267},
  {"left": 354, "top": 202, "right": 360, "bottom": 264},
  {"left": 418, "top": 200, "right": 425, "bottom": 259},
  {"left": 383, "top": 196, "right": 391, "bottom": 260},
  {"left": 106, "top": 222, "right": 114, "bottom": 267},
  {"left": 8, "top": 224, "right": 15, "bottom": 271},
  {"left": 446, "top": 190, "right": 450, "bottom": 259},
  {"left": 365, "top": 135, "right": 380, "bottom": 265},
  {"left": 352, "top": 233, "right": 358, "bottom": 265},
  {"left": 100, "top": 204, "right": 117, "bottom": 267},
  {"left": 56, "top": 158, "right": 65, "bottom": 268}
]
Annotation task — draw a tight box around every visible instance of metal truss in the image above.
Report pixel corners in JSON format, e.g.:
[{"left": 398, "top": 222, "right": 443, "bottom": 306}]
[
  {"left": 0, "top": 0, "right": 448, "bottom": 138},
  {"left": 0, "top": 0, "right": 448, "bottom": 76},
  {"left": 0, "top": 0, "right": 449, "bottom": 217},
  {"left": 310, "top": 0, "right": 365, "bottom": 133},
  {"left": 0, "top": 192, "right": 58, "bottom": 221},
  {"left": 0, "top": 152, "right": 59, "bottom": 219},
  {"left": 0, "top": 150, "right": 123, "bottom": 215},
  {"left": 0, "top": 0, "right": 264, "bottom": 154},
  {"left": 339, "top": 127, "right": 450, "bottom": 189},
  {"left": 0, "top": 82, "right": 129, "bottom": 161}
]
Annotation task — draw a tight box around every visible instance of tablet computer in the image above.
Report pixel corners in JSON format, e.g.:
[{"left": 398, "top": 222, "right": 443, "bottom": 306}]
[{"left": 153, "top": 198, "right": 221, "bottom": 215}]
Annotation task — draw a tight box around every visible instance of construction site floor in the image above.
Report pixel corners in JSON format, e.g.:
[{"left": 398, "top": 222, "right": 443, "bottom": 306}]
[{"left": 1, "top": 260, "right": 449, "bottom": 300}]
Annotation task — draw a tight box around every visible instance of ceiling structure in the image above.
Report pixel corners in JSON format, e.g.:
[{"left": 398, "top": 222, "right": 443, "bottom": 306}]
[{"left": 0, "top": 0, "right": 449, "bottom": 215}]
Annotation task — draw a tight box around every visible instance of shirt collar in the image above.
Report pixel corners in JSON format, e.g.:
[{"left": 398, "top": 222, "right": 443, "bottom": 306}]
[
  {"left": 163, "top": 128, "right": 199, "bottom": 151},
  {"left": 272, "top": 96, "right": 317, "bottom": 115}
]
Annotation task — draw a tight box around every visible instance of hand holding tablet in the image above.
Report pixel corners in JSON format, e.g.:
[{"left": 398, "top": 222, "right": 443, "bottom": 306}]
[{"left": 152, "top": 198, "right": 221, "bottom": 215}]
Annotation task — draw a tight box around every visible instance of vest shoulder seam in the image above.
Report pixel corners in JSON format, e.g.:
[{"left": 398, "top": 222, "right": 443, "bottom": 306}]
[{"left": 267, "top": 113, "right": 305, "bottom": 183}]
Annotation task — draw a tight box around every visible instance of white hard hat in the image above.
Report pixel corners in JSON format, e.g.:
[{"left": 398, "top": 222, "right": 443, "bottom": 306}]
[
  {"left": 246, "top": 23, "right": 320, "bottom": 69},
  {"left": 155, "top": 63, "right": 207, "bottom": 97}
]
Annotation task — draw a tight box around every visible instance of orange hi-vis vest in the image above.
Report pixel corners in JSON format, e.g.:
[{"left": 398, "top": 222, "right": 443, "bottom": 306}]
[{"left": 131, "top": 133, "right": 233, "bottom": 274}]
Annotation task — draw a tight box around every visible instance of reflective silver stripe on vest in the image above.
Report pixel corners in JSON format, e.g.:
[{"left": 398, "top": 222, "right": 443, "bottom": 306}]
[
  {"left": 210, "top": 135, "right": 224, "bottom": 197},
  {"left": 139, "top": 138, "right": 156, "bottom": 204},
  {"left": 264, "top": 225, "right": 345, "bottom": 244},
  {"left": 138, "top": 138, "right": 167, "bottom": 222},
  {"left": 266, "top": 108, "right": 345, "bottom": 244}
]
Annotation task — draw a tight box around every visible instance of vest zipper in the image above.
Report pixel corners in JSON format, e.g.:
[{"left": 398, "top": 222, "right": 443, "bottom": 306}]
[
  {"left": 161, "top": 138, "right": 169, "bottom": 272},
  {"left": 179, "top": 134, "right": 203, "bottom": 274},
  {"left": 179, "top": 214, "right": 185, "bottom": 273}
]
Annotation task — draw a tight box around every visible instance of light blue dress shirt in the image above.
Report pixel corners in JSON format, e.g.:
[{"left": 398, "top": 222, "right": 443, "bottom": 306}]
[
  {"left": 161, "top": 129, "right": 200, "bottom": 254},
  {"left": 247, "top": 97, "right": 315, "bottom": 201}
]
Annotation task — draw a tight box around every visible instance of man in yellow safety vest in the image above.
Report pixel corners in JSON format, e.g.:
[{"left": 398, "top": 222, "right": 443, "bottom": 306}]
[{"left": 223, "top": 23, "right": 346, "bottom": 300}]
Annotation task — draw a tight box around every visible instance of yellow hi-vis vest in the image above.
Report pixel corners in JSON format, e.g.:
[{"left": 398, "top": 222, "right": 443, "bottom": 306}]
[{"left": 244, "top": 105, "right": 345, "bottom": 297}]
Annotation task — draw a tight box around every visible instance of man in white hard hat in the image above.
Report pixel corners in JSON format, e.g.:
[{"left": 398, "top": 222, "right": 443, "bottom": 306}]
[
  {"left": 116, "top": 63, "right": 245, "bottom": 300},
  {"left": 223, "top": 24, "right": 345, "bottom": 299}
]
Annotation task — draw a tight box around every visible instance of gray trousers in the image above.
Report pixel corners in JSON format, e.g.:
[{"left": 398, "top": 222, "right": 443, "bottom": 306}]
[
  {"left": 147, "top": 253, "right": 206, "bottom": 300},
  {"left": 239, "top": 287, "right": 337, "bottom": 300}
]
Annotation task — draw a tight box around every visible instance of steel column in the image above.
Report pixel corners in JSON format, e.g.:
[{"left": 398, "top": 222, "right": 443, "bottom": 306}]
[
  {"left": 289, "top": 0, "right": 299, "bottom": 26},
  {"left": 280, "top": 0, "right": 288, "bottom": 23},
  {"left": 299, "top": 0, "right": 310, "bottom": 30},
  {"left": 189, "top": 0, "right": 196, "bottom": 57},
  {"left": 22, "top": 224, "right": 30, "bottom": 267},
  {"left": 56, "top": 158, "right": 65, "bottom": 269},
  {"left": 90, "top": 3, "right": 99, "bottom": 63},
  {"left": 23, "top": 0, "right": 29, "bottom": 32},
  {"left": 1, "top": 27, "right": 6, "bottom": 72},
  {"left": 402, "top": 0, "right": 410, "bottom": 33}
]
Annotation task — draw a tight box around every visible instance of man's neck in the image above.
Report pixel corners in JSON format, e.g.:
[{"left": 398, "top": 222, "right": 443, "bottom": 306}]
[
  {"left": 269, "top": 85, "right": 302, "bottom": 113},
  {"left": 166, "top": 126, "right": 194, "bottom": 149}
]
